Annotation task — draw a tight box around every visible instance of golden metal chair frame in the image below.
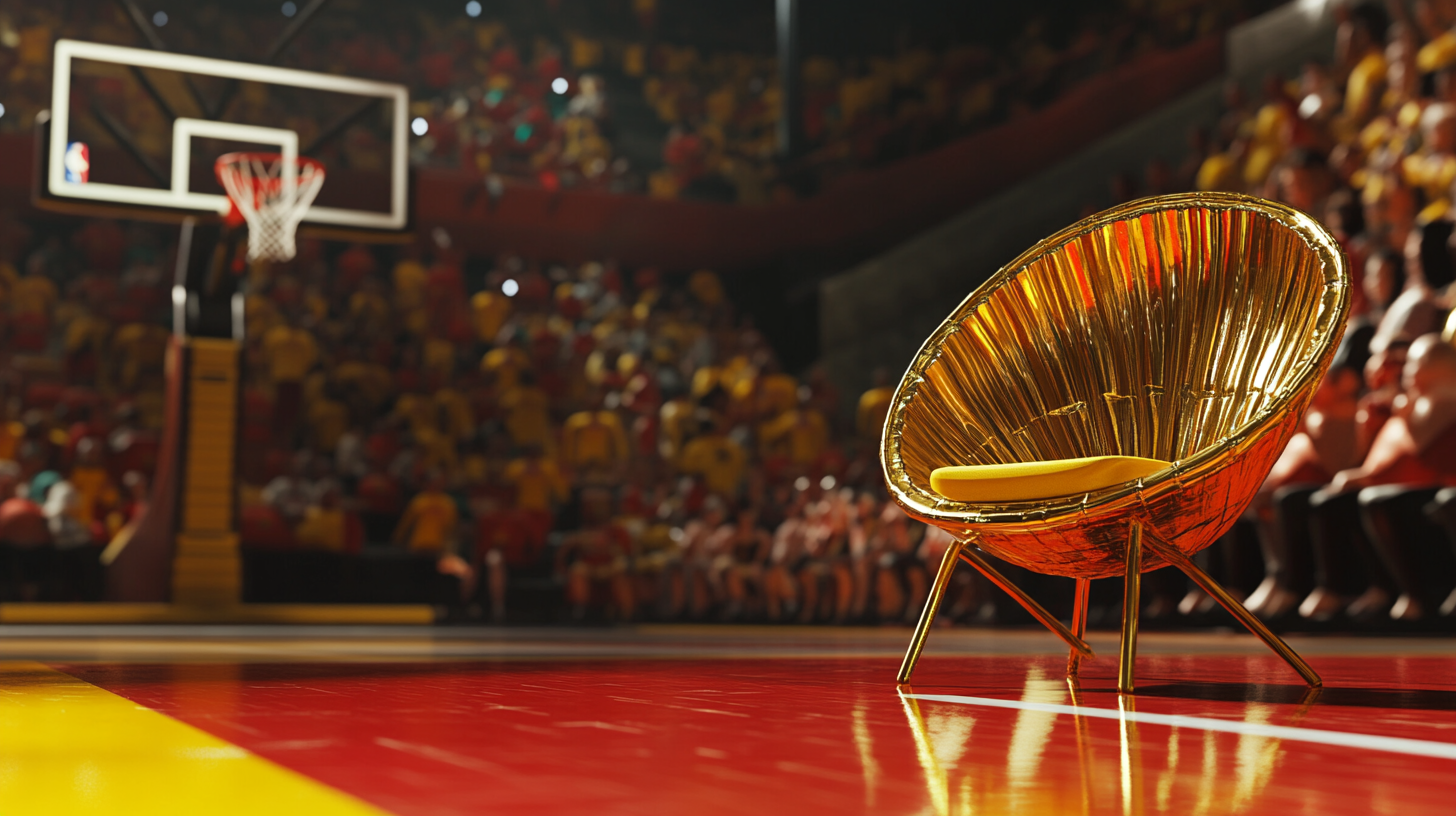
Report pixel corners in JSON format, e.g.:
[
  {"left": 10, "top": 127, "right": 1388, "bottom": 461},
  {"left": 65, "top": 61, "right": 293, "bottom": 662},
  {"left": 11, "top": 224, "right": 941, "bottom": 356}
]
[{"left": 884, "top": 193, "right": 1349, "bottom": 692}]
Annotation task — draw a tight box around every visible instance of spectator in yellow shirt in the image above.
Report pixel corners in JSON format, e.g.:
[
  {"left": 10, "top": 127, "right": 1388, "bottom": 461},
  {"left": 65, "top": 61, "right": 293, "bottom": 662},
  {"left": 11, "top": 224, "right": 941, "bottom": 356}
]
[
  {"left": 348, "top": 281, "right": 390, "bottom": 329},
  {"left": 658, "top": 394, "right": 697, "bottom": 462},
  {"left": 760, "top": 405, "right": 830, "bottom": 467},
  {"left": 481, "top": 345, "right": 530, "bottom": 389},
  {"left": 10, "top": 271, "right": 57, "bottom": 317},
  {"left": 336, "top": 356, "right": 392, "bottom": 418},
  {"left": 392, "top": 258, "right": 428, "bottom": 312},
  {"left": 857, "top": 370, "right": 895, "bottom": 442},
  {"left": 0, "top": 417, "right": 22, "bottom": 462},
  {"left": 471, "top": 290, "right": 512, "bottom": 346},
  {"left": 306, "top": 388, "right": 350, "bottom": 454},
  {"left": 393, "top": 259, "right": 429, "bottom": 336},
  {"left": 113, "top": 322, "right": 170, "bottom": 392},
  {"left": 680, "top": 420, "right": 747, "bottom": 497},
  {"left": 422, "top": 335, "right": 457, "bottom": 389},
  {"left": 505, "top": 452, "right": 569, "bottom": 515},
  {"left": 296, "top": 488, "right": 349, "bottom": 553},
  {"left": 393, "top": 390, "right": 439, "bottom": 438},
  {"left": 500, "top": 371, "right": 554, "bottom": 451},
  {"left": 562, "top": 409, "right": 631, "bottom": 471},
  {"left": 1340, "top": 5, "right": 1390, "bottom": 127},
  {"left": 504, "top": 450, "right": 567, "bottom": 553},
  {"left": 757, "top": 369, "right": 800, "bottom": 419},
  {"left": 433, "top": 387, "right": 475, "bottom": 442},
  {"left": 394, "top": 475, "right": 458, "bottom": 553},
  {"left": 414, "top": 427, "right": 460, "bottom": 479},
  {"left": 68, "top": 438, "right": 119, "bottom": 531},
  {"left": 263, "top": 321, "right": 319, "bottom": 445}
]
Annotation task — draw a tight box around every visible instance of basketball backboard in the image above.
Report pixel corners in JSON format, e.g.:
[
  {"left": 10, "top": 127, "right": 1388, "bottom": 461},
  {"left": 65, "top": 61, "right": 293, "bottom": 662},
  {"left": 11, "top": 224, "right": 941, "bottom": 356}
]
[{"left": 40, "top": 39, "right": 410, "bottom": 236}]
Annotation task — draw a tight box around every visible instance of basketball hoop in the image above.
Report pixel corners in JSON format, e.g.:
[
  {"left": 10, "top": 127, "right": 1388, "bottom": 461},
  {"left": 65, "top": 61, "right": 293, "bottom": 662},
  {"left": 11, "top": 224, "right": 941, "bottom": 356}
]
[{"left": 214, "top": 152, "right": 325, "bottom": 263}]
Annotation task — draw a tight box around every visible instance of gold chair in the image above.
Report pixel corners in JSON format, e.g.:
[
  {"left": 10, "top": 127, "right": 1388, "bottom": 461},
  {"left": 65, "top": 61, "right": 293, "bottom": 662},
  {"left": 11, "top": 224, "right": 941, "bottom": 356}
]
[{"left": 885, "top": 193, "right": 1349, "bottom": 692}]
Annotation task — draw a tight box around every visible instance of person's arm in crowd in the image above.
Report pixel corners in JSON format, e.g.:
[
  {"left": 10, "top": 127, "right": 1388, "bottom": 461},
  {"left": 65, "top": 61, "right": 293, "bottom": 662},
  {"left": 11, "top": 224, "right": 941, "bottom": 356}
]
[
  {"left": 1405, "top": 388, "right": 1456, "bottom": 451},
  {"left": 611, "top": 415, "right": 630, "bottom": 464},
  {"left": 751, "top": 528, "right": 772, "bottom": 564},
  {"left": 445, "top": 501, "right": 461, "bottom": 553},
  {"left": 554, "top": 532, "right": 581, "bottom": 576},
  {"left": 1386, "top": 0, "right": 1414, "bottom": 36},
  {"left": 550, "top": 461, "right": 570, "bottom": 504},
  {"left": 560, "top": 417, "right": 578, "bottom": 465},
  {"left": 393, "top": 497, "right": 419, "bottom": 547}
]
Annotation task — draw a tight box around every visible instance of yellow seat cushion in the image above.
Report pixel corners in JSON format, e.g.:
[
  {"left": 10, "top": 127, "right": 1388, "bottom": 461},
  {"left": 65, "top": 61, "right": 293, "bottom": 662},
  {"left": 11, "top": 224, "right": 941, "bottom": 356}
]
[{"left": 930, "top": 455, "right": 1170, "bottom": 503}]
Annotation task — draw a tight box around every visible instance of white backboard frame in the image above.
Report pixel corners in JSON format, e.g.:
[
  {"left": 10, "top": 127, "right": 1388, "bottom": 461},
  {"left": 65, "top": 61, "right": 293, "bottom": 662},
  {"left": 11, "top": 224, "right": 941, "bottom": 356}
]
[
  {"left": 49, "top": 39, "right": 409, "bottom": 230},
  {"left": 171, "top": 119, "right": 298, "bottom": 213}
]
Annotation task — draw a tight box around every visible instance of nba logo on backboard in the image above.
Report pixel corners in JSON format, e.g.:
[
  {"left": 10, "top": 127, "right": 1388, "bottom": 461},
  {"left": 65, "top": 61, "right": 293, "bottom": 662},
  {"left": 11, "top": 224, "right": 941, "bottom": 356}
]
[{"left": 63, "top": 142, "right": 89, "bottom": 184}]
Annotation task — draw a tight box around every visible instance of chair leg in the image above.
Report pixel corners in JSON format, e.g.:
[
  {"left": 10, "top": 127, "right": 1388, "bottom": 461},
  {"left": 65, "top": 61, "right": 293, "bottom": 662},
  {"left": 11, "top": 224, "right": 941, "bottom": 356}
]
[
  {"left": 1119, "top": 520, "right": 1143, "bottom": 694},
  {"left": 897, "top": 537, "right": 965, "bottom": 684},
  {"left": 957, "top": 546, "right": 1094, "bottom": 660},
  {"left": 1068, "top": 577, "right": 1091, "bottom": 678},
  {"left": 1142, "top": 527, "right": 1321, "bottom": 688}
]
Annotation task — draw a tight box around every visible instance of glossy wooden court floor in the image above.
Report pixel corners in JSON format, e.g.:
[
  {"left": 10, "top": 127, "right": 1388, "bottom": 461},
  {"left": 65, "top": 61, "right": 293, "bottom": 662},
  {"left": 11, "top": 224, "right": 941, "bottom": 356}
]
[{"left": 0, "top": 625, "right": 1452, "bottom": 815}]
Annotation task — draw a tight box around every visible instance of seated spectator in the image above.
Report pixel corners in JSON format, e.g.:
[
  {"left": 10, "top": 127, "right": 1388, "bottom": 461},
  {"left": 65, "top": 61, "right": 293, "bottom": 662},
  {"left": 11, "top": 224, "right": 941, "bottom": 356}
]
[
  {"left": 504, "top": 447, "right": 567, "bottom": 555},
  {"left": 1369, "top": 220, "right": 1454, "bottom": 354},
  {"left": 871, "top": 502, "right": 928, "bottom": 624},
  {"left": 795, "top": 492, "right": 853, "bottom": 624},
  {"left": 262, "top": 452, "right": 319, "bottom": 526},
  {"left": 556, "top": 487, "right": 634, "bottom": 621},
  {"left": 393, "top": 473, "right": 459, "bottom": 556},
  {"left": 714, "top": 507, "right": 771, "bottom": 620},
  {"left": 561, "top": 404, "right": 631, "bottom": 477},
  {"left": 69, "top": 437, "right": 120, "bottom": 542},
  {"left": 44, "top": 481, "right": 100, "bottom": 601},
  {"left": 0, "top": 475, "right": 52, "bottom": 601},
  {"left": 1243, "top": 360, "right": 1363, "bottom": 618},
  {"left": 472, "top": 494, "right": 536, "bottom": 622},
  {"left": 1348, "top": 334, "right": 1456, "bottom": 619},
  {"left": 296, "top": 486, "right": 360, "bottom": 554},
  {"left": 1298, "top": 334, "right": 1456, "bottom": 620}
]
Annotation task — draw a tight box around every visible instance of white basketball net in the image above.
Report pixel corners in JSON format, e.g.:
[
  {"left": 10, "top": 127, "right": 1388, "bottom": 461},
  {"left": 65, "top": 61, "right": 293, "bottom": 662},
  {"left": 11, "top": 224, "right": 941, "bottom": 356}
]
[{"left": 214, "top": 152, "right": 326, "bottom": 263}]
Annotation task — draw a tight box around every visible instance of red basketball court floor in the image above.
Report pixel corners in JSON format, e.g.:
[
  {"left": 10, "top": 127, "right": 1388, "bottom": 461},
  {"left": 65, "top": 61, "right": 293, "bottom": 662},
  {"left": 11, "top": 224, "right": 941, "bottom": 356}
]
[{"left": 0, "top": 625, "right": 1452, "bottom": 815}]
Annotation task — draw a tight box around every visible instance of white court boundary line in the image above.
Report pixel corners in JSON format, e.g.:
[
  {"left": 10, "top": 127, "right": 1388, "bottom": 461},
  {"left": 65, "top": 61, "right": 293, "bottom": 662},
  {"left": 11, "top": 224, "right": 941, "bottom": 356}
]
[{"left": 905, "top": 693, "right": 1456, "bottom": 761}]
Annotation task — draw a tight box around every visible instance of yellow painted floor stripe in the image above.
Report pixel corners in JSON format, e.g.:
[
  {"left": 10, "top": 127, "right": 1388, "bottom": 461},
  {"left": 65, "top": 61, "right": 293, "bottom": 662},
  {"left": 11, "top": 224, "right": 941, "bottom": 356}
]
[{"left": 0, "top": 662, "right": 390, "bottom": 816}]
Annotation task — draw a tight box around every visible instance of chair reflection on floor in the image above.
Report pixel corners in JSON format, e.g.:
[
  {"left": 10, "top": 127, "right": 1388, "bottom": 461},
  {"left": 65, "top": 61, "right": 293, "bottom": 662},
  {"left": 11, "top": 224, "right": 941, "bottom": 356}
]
[
  {"left": 884, "top": 193, "right": 1349, "bottom": 692},
  {"left": 897, "top": 673, "right": 1324, "bottom": 816}
]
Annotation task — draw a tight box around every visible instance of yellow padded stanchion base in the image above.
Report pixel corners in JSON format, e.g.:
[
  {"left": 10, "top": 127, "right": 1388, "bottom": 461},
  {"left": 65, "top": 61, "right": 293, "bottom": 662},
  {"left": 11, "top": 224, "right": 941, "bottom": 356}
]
[{"left": 0, "top": 604, "right": 435, "bottom": 624}]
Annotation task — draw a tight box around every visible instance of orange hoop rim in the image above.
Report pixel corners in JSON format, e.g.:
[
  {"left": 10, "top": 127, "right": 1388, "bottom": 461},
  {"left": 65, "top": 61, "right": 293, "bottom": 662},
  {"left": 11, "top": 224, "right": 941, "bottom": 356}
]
[
  {"left": 213, "top": 152, "right": 326, "bottom": 192},
  {"left": 213, "top": 151, "right": 326, "bottom": 228}
]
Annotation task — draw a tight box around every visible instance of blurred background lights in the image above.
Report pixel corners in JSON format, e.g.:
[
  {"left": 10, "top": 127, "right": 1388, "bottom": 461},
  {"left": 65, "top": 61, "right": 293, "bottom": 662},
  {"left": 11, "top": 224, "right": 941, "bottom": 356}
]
[
  {"left": 551, "top": 77, "right": 569, "bottom": 94},
  {"left": 281, "top": 1, "right": 297, "bottom": 17},
  {"left": 465, "top": 1, "right": 482, "bottom": 17},
  {"left": 411, "top": 117, "right": 429, "bottom": 136},
  {"left": 152, "top": 10, "right": 167, "bottom": 26},
  {"left": 502, "top": 278, "right": 520, "bottom": 297}
]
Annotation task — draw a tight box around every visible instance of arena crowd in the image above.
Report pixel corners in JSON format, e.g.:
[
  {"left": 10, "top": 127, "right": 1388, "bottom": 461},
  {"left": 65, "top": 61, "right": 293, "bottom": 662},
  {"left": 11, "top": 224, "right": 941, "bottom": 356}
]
[
  {"left": 1098, "top": 0, "right": 1456, "bottom": 624},
  {"left": 2, "top": 0, "right": 1276, "bottom": 201},
  {"left": 0, "top": 209, "right": 975, "bottom": 625}
]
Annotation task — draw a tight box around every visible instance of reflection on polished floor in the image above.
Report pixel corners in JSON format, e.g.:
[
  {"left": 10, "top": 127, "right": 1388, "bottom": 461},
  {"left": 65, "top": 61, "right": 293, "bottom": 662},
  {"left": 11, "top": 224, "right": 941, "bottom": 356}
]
[{"left": 0, "top": 626, "right": 1453, "bottom": 815}]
